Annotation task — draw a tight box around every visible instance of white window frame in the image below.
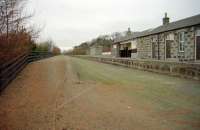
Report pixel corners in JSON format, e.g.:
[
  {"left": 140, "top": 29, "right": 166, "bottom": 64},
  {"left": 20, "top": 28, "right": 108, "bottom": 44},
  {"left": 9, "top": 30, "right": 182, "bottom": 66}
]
[
  {"left": 179, "top": 32, "right": 185, "bottom": 52},
  {"left": 131, "top": 40, "right": 137, "bottom": 50}
]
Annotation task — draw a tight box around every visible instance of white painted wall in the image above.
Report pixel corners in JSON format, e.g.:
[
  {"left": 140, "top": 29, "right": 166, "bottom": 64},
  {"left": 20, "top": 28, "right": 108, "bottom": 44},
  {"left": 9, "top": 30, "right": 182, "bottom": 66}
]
[
  {"left": 196, "top": 29, "right": 200, "bottom": 36},
  {"left": 102, "top": 52, "right": 111, "bottom": 55},
  {"left": 113, "top": 45, "right": 117, "bottom": 49},
  {"left": 131, "top": 40, "right": 137, "bottom": 49}
]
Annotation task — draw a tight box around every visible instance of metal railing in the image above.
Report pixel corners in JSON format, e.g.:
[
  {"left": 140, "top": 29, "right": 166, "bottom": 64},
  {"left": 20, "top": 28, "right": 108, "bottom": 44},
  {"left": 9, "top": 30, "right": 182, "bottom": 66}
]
[{"left": 0, "top": 51, "right": 53, "bottom": 92}]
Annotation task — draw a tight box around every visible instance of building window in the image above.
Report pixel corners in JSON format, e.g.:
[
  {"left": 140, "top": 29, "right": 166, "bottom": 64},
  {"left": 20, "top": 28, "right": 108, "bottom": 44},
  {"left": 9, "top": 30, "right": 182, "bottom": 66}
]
[{"left": 179, "top": 32, "right": 185, "bottom": 52}]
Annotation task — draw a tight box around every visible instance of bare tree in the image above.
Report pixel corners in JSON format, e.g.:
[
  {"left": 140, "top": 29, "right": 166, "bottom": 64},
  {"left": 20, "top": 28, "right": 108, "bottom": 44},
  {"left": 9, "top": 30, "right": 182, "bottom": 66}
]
[
  {"left": 1, "top": 0, "right": 41, "bottom": 49},
  {"left": 0, "top": 0, "right": 32, "bottom": 37}
]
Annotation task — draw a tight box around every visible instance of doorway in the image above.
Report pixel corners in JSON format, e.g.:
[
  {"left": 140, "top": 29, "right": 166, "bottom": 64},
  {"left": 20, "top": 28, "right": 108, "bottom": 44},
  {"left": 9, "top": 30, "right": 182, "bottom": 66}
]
[
  {"left": 120, "top": 47, "right": 131, "bottom": 58},
  {"left": 196, "top": 36, "right": 200, "bottom": 60},
  {"left": 152, "top": 42, "right": 156, "bottom": 59},
  {"left": 166, "top": 40, "right": 171, "bottom": 58}
]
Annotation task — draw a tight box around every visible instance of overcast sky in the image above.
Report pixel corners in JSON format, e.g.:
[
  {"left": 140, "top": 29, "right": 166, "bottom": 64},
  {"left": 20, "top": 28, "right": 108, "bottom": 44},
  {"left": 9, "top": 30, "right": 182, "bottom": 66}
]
[{"left": 27, "top": 0, "right": 200, "bottom": 50}]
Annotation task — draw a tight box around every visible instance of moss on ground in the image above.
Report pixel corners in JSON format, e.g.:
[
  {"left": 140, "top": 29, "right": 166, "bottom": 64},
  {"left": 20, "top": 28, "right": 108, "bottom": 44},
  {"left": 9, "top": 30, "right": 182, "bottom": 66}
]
[{"left": 70, "top": 57, "right": 200, "bottom": 129}]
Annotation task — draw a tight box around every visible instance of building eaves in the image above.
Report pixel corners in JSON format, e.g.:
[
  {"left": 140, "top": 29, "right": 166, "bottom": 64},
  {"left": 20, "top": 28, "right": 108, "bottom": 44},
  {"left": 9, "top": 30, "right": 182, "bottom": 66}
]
[{"left": 114, "top": 14, "right": 200, "bottom": 43}]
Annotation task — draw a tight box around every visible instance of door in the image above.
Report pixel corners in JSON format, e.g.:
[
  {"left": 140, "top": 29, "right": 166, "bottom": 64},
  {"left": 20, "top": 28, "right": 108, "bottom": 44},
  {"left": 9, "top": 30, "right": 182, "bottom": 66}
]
[
  {"left": 166, "top": 40, "right": 171, "bottom": 58},
  {"left": 152, "top": 42, "right": 156, "bottom": 58},
  {"left": 124, "top": 47, "right": 129, "bottom": 57},
  {"left": 196, "top": 36, "right": 200, "bottom": 60}
]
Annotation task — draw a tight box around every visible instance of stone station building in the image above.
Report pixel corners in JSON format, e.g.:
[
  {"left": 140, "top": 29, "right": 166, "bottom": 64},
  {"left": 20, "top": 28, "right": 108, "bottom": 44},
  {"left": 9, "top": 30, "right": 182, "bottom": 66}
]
[{"left": 112, "top": 13, "right": 200, "bottom": 62}]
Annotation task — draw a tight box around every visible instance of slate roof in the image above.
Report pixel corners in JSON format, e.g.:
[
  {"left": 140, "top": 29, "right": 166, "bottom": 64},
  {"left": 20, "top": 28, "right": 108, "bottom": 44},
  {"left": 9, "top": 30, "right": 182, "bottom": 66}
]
[
  {"left": 114, "top": 32, "right": 140, "bottom": 43},
  {"left": 114, "top": 14, "right": 200, "bottom": 43}
]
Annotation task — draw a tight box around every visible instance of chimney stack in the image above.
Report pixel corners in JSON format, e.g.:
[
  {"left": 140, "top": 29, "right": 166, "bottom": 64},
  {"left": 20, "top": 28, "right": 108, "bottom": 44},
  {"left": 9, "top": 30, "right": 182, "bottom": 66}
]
[
  {"left": 163, "top": 13, "right": 170, "bottom": 25},
  {"left": 127, "top": 27, "right": 132, "bottom": 36}
]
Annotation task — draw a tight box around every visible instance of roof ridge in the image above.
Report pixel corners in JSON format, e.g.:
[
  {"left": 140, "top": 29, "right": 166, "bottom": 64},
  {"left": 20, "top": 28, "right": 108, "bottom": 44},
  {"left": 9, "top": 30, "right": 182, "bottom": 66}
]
[{"left": 114, "top": 14, "right": 200, "bottom": 43}]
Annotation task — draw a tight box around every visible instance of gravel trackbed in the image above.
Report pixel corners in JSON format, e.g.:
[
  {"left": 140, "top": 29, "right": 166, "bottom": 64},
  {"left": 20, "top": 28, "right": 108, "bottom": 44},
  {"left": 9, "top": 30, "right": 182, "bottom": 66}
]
[{"left": 0, "top": 56, "right": 200, "bottom": 130}]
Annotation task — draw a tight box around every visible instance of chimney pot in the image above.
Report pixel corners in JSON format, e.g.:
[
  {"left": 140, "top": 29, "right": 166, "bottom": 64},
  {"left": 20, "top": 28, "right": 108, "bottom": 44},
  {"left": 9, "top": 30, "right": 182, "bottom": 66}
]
[
  {"left": 163, "top": 13, "right": 170, "bottom": 25},
  {"left": 165, "top": 13, "right": 167, "bottom": 17},
  {"left": 127, "top": 27, "right": 132, "bottom": 36}
]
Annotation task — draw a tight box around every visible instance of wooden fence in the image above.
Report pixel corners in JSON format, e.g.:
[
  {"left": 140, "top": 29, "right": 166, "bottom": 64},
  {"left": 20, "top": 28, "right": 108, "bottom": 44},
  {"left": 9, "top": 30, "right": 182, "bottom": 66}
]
[
  {"left": 0, "top": 51, "right": 53, "bottom": 92},
  {"left": 75, "top": 56, "right": 200, "bottom": 81}
]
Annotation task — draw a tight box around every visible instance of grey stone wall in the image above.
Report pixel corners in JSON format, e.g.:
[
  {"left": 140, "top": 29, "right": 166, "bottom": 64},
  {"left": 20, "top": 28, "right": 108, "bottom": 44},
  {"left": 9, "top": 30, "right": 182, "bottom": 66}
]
[
  {"left": 175, "top": 28, "right": 195, "bottom": 60},
  {"left": 136, "top": 26, "right": 196, "bottom": 61},
  {"left": 136, "top": 36, "right": 152, "bottom": 59},
  {"left": 171, "top": 27, "right": 195, "bottom": 61},
  {"left": 112, "top": 25, "right": 198, "bottom": 61}
]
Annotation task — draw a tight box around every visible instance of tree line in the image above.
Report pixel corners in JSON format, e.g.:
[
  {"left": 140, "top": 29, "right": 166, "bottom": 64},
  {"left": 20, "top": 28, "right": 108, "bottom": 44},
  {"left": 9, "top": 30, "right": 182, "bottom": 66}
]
[
  {"left": 67, "top": 29, "right": 133, "bottom": 55},
  {"left": 0, "top": 0, "right": 60, "bottom": 64}
]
